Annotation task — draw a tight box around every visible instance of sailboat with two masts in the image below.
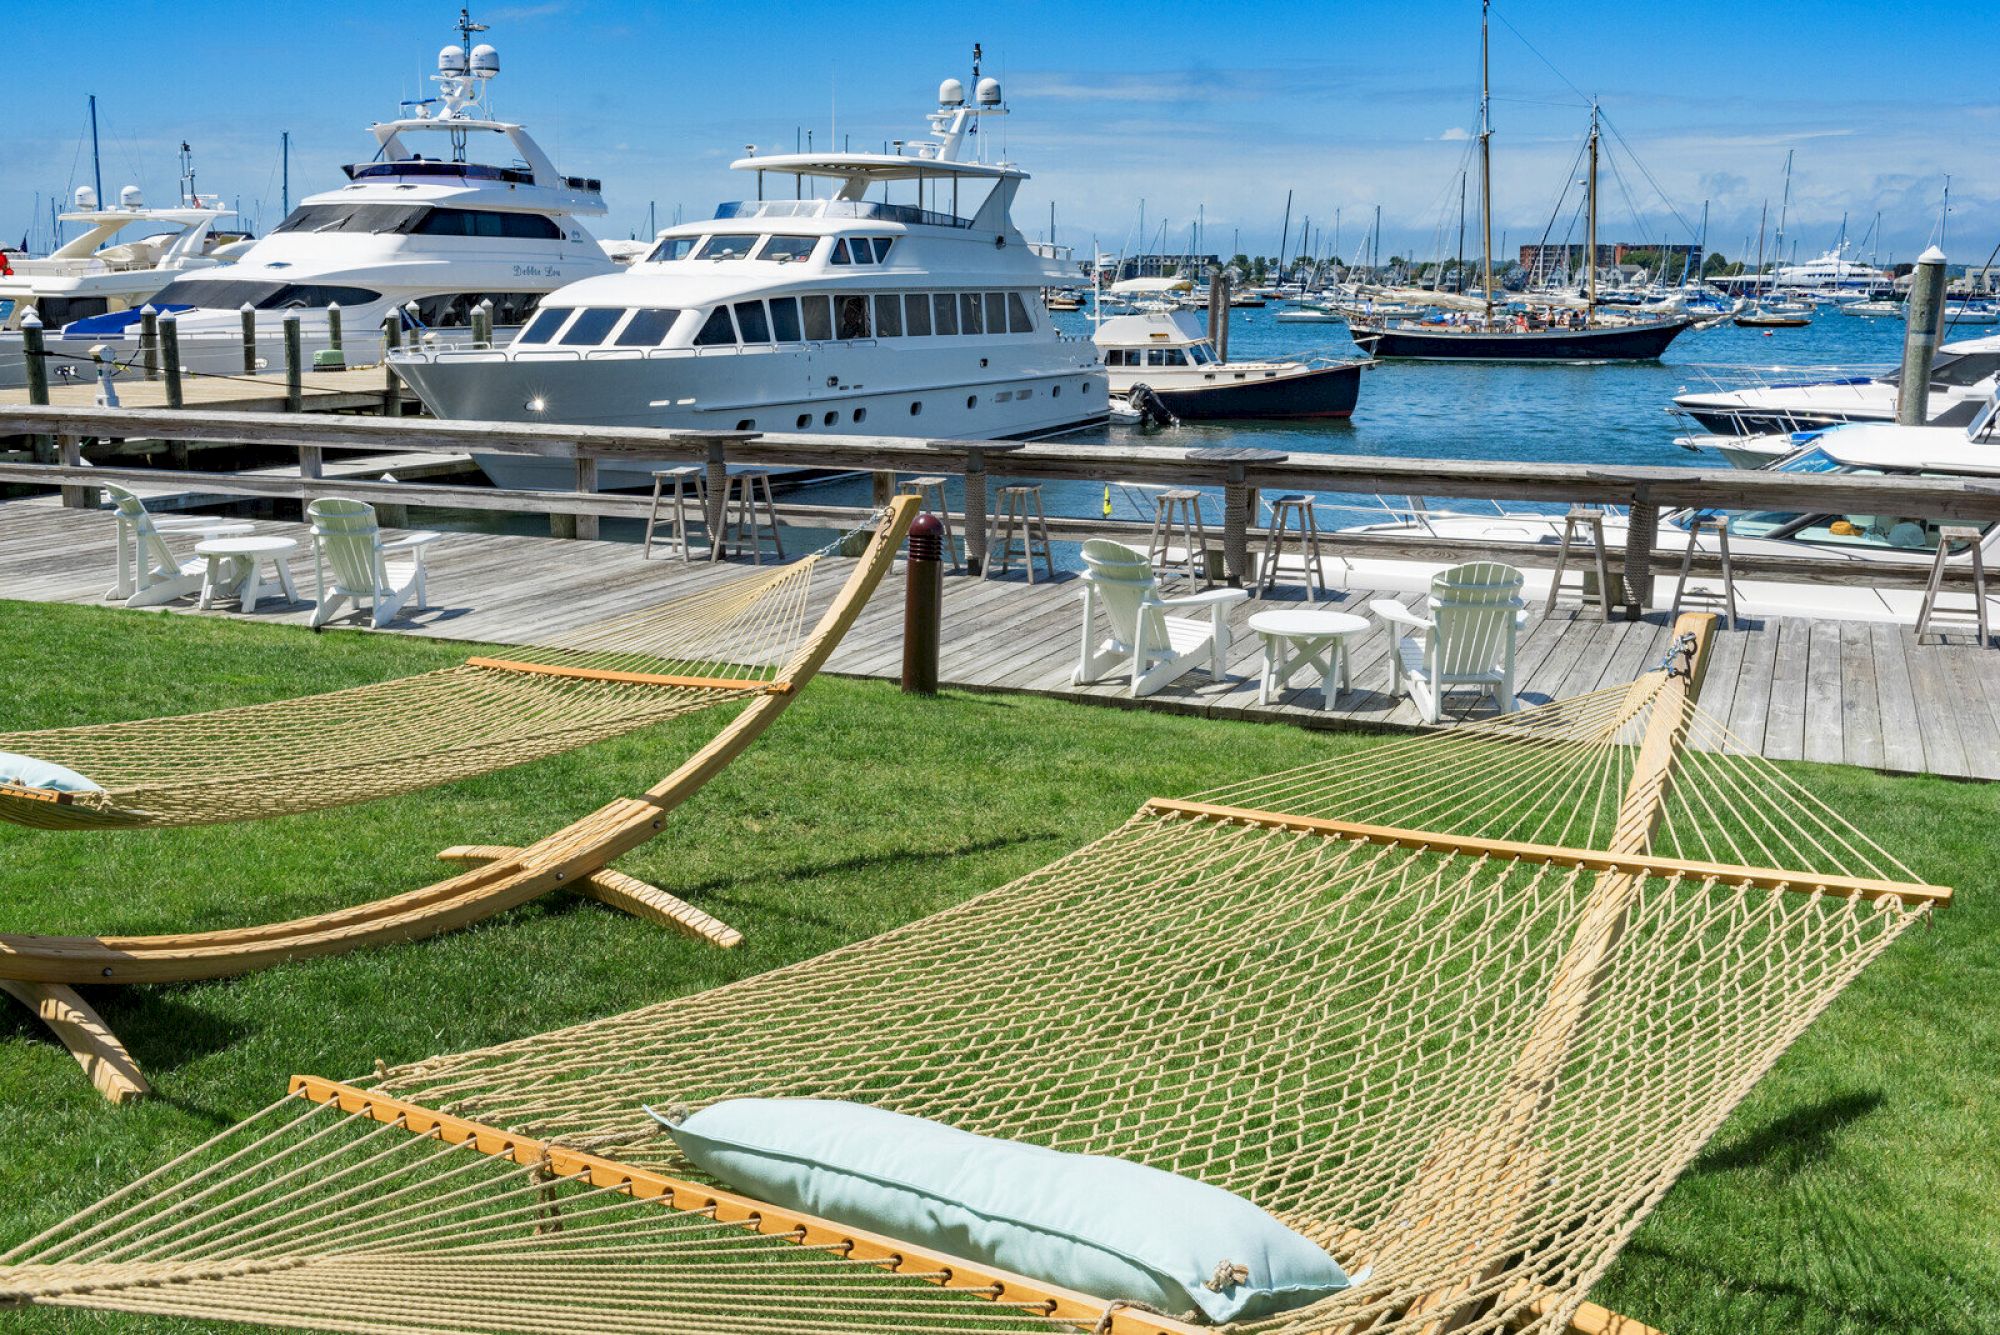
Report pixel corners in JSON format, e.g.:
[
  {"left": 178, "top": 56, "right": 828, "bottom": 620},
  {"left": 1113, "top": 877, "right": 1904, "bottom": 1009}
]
[{"left": 1349, "top": 0, "right": 1694, "bottom": 362}]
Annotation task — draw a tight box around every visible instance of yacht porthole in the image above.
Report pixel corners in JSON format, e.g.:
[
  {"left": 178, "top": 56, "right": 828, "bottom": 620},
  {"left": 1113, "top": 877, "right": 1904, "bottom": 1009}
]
[
  {"left": 909, "top": 401, "right": 923, "bottom": 417},
  {"left": 823, "top": 410, "right": 838, "bottom": 426},
  {"left": 1052, "top": 385, "right": 1061, "bottom": 398},
  {"left": 736, "top": 419, "right": 755, "bottom": 431},
  {"left": 966, "top": 394, "right": 978, "bottom": 409},
  {"left": 796, "top": 413, "right": 811, "bottom": 430},
  {"left": 852, "top": 408, "right": 867, "bottom": 424}
]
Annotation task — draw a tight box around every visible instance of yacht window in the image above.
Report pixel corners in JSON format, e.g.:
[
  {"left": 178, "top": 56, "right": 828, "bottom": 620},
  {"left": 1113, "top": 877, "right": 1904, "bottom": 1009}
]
[
  {"left": 1007, "top": 292, "right": 1034, "bottom": 333},
  {"left": 1188, "top": 342, "right": 1216, "bottom": 365},
  {"left": 650, "top": 236, "right": 700, "bottom": 262},
  {"left": 960, "top": 293, "right": 983, "bottom": 335},
  {"left": 871, "top": 238, "right": 895, "bottom": 262},
  {"left": 830, "top": 239, "right": 851, "bottom": 265},
  {"left": 904, "top": 293, "right": 932, "bottom": 336},
  {"left": 559, "top": 308, "right": 624, "bottom": 346},
  {"left": 802, "top": 296, "right": 834, "bottom": 341},
  {"left": 757, "top": 235, "right": 818, "bottom": 263},
  {"left": 413, "top": 208, "right": 564, "bottom": 240},
  {"left": 143, "top": 278, "right": 384, "bottom": 311},
  {"left": 693, "top": 306, "right": 738, "bottom": 346},
  {"left": 515, "top": 307, "right": 571, "bottom": 345},
  {"left": 845, "top": 239, "right": 875, "bottom": 266},
  {"left": 1101, "top": 349, "right": 1127, "bottom": 367},
  {"left": 271, "top": 203, "right": 426, "bottom": 235},
  {"left": 734, "top": 301, "right": 772, "bottom": 342},
  {"left": 694, "top": 234, "right": 760, "bottom": 260},
  {"left": 932, "top": 293, "right": 958, "bottom": 335},
  {"left": 985, "top": 292, "right": 1007, "bottom": 334},
  {"left": 768, "top": 296, "right": 803, "bottom": 342},
  {"left": 837, "top": 294, "right": 871, "bottom": 340},
  {"left": 874, "top": 295, "right": 903, "bottom": 337},
  {"left": 1147, "top": 348, "right": 1189, "bottom": 367},
  {"left": 1928, "top": 351, "right": 2000, "bottom": 388},
  {"left": 613, "top": 308, "right": 679, "bottom": 346}
]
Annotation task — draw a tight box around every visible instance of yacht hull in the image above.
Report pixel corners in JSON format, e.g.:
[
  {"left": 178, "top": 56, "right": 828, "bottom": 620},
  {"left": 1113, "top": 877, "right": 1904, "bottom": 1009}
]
[
  {"left": 1143, "top": 362, "right": 1363, "bottom": 420},
  {"left": 1350, "top": 317, "right": 1693, "bottom": 361}
]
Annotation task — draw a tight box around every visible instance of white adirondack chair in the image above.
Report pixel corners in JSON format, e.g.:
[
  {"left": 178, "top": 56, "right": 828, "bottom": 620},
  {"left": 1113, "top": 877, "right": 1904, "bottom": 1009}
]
[
  {"left": 102, "top": 483, "right": 254, "bottom": 607},
  {"left": 307, "top": 498, "right": 442, "bottom": 629},
  {"left": 1072, "top": 539, "right": 1247, "bottom": 697},
  {"left": 1370, "top": 562, "right": 1527, "bottom": 723}
]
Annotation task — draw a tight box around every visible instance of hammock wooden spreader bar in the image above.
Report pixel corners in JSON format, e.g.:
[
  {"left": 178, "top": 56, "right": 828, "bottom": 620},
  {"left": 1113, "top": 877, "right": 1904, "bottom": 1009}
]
[
  {"left": 1139, "top": 800, "right": 1953, "bottom": 905},
  {"left": 0, "top": 497, "right": 920, "bottom": 1104},
  {"left": 284, "top": 1076, "right": 1208, "bottom": 1335}
]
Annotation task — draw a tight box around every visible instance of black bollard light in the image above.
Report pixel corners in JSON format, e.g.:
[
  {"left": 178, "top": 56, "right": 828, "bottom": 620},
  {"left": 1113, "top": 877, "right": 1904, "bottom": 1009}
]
[{"left": 902, "top": 512, "right": 943, "bottom": 695}]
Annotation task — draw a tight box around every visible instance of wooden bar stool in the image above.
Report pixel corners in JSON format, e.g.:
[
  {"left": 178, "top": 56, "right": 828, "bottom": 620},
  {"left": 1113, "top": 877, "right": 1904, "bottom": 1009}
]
[
  {"left": 897, "top": 475, "right": 961, "bottom": 569},
  {"left": 643, "top": 466, "right": 706, "bottom": 561},
  {"left": 986, "top": 483, "right": 1054, "bottom": 583},
  {"left": 715, "top": 469, "right": 784, "bottom": 564},
  {"left": 1541, "top": 507, "right": 1614, "bottom": 621},
  {"left": 1669, "top": 514, "right": 1738, "bottom": 629},
  {"left": 1148, "top": 488, "right": 1210, "bottom": 585},
  {"left": 1259, "top": 494, "right": 1328, "bottom": 597},
  {"left": 1915, "top": 525, "right": 1992, "bottom": 644}
]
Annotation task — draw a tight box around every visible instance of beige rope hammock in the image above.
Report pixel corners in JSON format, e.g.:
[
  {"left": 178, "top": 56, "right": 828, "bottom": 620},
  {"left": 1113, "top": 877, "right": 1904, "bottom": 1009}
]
[
  {"left": 0, "top": 614, "right": 1951, "bottom": 1334},
  {"left": 0, "top": 498, "right": 921, "bottom": 1105},
  {"left": 0, "top": 558, "right": 828, "bottom": 832}
]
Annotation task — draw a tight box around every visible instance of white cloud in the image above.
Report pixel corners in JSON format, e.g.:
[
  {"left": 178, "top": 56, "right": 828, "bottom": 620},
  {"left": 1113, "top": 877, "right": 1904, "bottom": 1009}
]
[{"left": 1438, "top": 126, "right": 1471, "bottom": 141}]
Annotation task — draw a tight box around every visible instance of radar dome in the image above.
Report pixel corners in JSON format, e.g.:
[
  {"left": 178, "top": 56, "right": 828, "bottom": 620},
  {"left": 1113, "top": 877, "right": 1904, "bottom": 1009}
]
[
  {"left": 975, "top": 76, "right": 1002, "bottom": 106},
  {"left": 74, "top": 186, "right": 98, "bottom": 210},
  {"left": 437, "top": 44, "right": 468, "bottom": 75},
  {"left": 469, "top": 43, "right": 500, "bottom": 76},
  {"left": 119, "top": 185, "right": 144, "bottom": 209},
  {"left": 938, "top": 77, "right": 965, "bottom": 107}
]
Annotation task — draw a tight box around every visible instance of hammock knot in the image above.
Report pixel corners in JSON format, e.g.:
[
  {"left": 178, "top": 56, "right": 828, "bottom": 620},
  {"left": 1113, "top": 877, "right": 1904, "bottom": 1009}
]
[
  {"left": 1204, "top": 1260, "right": 1250, "bottom": 1293},
  {"left": 1092, "top": 1299, "right": 1180, "bottom": 1334}
]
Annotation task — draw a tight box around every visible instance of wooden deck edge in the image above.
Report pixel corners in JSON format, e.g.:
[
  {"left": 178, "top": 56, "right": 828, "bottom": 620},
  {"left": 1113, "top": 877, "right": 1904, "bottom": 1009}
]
[{"left": 1140, "top": 798, "right": 1952, "bottom": 905}]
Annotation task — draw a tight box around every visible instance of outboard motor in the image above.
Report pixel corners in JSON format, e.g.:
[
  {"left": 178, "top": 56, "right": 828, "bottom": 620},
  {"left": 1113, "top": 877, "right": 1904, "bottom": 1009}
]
[{"left": 1126, "top": 382, "right": 1179, "bottom": 430}]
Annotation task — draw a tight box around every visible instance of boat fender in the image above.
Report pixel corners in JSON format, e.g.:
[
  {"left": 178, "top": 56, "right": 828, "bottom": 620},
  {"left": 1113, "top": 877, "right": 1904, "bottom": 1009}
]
[{"left": 1127, "top": 382, "right": 1179, "bottom": 430}]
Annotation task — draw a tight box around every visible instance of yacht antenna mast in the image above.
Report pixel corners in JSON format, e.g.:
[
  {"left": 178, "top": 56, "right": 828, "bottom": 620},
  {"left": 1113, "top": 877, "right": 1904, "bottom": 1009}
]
[
  {"left": 280, "top": 131, "right": 289, "bottom": 215},
  {"left": 88, "top": 94, "right": 104, "bottom": 211},
  {"left": 1478, "top": 0, "right": 1494, "bottom": 323},
  {"left": 178, "top": 141, "right": 196, "bottom": 207}
]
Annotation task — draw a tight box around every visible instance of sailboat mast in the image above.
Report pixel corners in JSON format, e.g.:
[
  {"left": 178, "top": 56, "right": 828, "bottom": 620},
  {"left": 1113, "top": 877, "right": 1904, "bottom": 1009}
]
[
  {"left": 1753, "top": 201, "right": 1768, "bottom": 303},
  {"left": 1773, "top": 149, "right": 1793, "bottom": 294},
  {"left": 1479, "top": 0, "right": 1495, "bottom": 322},
  {"left": 1586, "top": 102, "right": 1599, "bottom": 326},
  {"left": 88, "top": 94, "right": 104, "bottom": 209},
  {"left": 1278, "top": 189, "right": 1293, "bottom": 281},
  {"left": 1456, "top": 170, "right": 1467, "bottom": 292}
]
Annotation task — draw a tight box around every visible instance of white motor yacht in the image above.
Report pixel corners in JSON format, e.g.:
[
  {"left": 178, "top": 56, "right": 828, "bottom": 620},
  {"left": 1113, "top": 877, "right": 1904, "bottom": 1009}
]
[
  {"left": 391, "top": 63, "right": 1109, "bottom": 490},
  {"left": 49, "top": 13, "right": 614, "bottom": 374},
  {"left": 1094, "top": 311, "right": 1366, "bottom": 420},
  {"left": 1672, "top": 334, "right": 2000, "bottom": 446},
  {"left": 0, "top": 187, "right": 236, "bottom": 334}
]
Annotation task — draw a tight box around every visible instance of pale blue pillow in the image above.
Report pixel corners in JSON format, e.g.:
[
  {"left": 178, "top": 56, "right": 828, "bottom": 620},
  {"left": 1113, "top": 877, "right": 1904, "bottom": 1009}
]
[
  {"left": 0, "top": 751, "right": 100, "bottom": 793},
  {"left": 650, "top": 1098, "right": 1352, "bottom": 1323}
]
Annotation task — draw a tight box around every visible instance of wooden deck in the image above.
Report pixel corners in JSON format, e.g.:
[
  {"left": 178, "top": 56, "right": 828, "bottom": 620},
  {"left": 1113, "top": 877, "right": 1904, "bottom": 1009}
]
[
  {"left": 0, "top": 365, "right": 411, "bottom": 413},
  {"left": 2, "top": 496, "right": 1994, "bottom": 780}
]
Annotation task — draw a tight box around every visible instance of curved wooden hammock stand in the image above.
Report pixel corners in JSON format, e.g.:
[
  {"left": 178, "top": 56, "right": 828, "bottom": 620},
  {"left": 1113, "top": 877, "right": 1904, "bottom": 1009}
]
[{"left": 0, "top": 496, "right": 921, "bottom": 1104}]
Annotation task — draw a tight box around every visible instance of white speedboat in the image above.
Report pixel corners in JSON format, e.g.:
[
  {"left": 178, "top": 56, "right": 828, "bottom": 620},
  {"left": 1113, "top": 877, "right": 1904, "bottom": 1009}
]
[
  {"left": 52, "top": 13, "right": 615, "bottom": 371},
  {"left": 0, "top": 187, "right": 236, "bottom": 333},
  {"left": 1672, "top": 334, "right": 2000, "bottom": 443},
  {"left": 1094, "top": 310, "right": 1365, "bottom": 420},
  {"left": 392, "top": 62, "right": 1109, "bottom": 490}
]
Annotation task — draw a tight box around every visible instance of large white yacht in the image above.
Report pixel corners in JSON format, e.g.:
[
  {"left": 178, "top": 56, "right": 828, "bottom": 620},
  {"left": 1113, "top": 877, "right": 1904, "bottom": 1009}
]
[
  {"left": 52, "top": 13, "right": 614, "bottom": 368},
  {"left": 0, "top": 186, "right": 237, "bottom": 334},
  {"left": 391, "top": 65, "right": 1109, "bottom": 490}
]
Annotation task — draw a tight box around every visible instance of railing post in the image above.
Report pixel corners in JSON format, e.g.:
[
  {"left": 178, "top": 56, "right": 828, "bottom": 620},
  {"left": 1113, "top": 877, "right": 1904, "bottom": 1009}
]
[
  {"left": 381, "top": 314, "right": 404, "bottom": 417},
  {"left": 139, "top": 305, "right": 159, "bottom": 381},
  {"left": 574, "top": 455, "right": 599, "bottom": 541},
  {"left": 240, "top": 303, "right": 257, "bottom": 374},
  {"left": 1186, "top": 446, "right": 1287, "bottom": 587},
  {"left": 283, "top": 312, "right": 303, "bottom": 412},
  {"left": 962, "top": 447, "right": 989, "bottom": 575},
  {"left": 1623, "top": 492, "right": 1658, "bottom": 618},
  {"left": 902, "top": 512, "right": 943, "bottom": 694},
  {"left": 58, "top": 434, "right": 96, "bottom": 510},
  {"left": 871, "top": 469, "right": 896, "bottom": 510},
  {"left": 21, "top": 310, "right": 50, "bottom": 465}
]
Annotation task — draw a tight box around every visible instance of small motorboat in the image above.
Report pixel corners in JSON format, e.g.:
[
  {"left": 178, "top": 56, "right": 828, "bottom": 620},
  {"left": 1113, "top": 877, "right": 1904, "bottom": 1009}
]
[
  {"left": 1094, "top": 310, "right": 1368, "bottom": 419},
  {"left": 1734, "top": 306, "right": 1812, "bottom": 329},
  {"left": 1273, "top": 306, "right": 1347, "bottom": 324}
]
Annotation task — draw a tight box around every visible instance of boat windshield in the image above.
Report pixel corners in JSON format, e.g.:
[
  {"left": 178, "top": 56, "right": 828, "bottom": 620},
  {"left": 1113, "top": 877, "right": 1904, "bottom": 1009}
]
[
  {"left": 144, "top": 278, "right": 384, "bottom": 310},
  {"left": 1669, "top": 446, "right": 1975, "bottom": 552},
  {"left": 273, "top": 203, "right": 563, "bottom": 240}
]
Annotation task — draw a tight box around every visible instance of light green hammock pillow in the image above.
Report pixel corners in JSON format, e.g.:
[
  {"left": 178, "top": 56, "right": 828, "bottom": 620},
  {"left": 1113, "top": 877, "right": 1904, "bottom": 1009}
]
[
  {"left": 0, "top": 751, "right": 100, "bottom": 793},
  {"left": 651, "top": 1098, "right": 1354, "bottom": 1324}
]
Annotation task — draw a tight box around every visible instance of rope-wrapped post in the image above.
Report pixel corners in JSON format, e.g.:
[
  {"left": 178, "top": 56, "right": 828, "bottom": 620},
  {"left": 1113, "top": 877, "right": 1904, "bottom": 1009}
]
[
  {"left": 1623, "top": 492, "right": 1659, "bottom": 619},
  {"left": 704, "top": 440, "right": 730, "bottom": 558},
  {"left": 903, "top": 512, "right": 943, "bottom": 694},
  {"left": 138, "top": 306, "right": 159, "bottom": 381},
  {"left": 381, "top": 314, "right": 404, "bottom": 417},
  {"left": 283, "top": 313, "right": 304, "bottom": 413},
  {"left": 239, "top": 303, "right": 257, "bottom": 374},
  {"left": 1186, "top": 447, "right": 1287, "bottom": 587},
  {"left": 21, "top": 310, "right": 50, "bottom": 465}
]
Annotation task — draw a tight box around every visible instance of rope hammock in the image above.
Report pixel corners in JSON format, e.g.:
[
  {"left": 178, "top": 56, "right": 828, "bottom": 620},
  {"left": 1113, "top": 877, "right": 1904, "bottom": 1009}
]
[
  {"left": 0, "top": 560, "right": 827, "bottom": 832},
  {"left": 0, "top": 617, "right": 1950, "bottom": 1334}
]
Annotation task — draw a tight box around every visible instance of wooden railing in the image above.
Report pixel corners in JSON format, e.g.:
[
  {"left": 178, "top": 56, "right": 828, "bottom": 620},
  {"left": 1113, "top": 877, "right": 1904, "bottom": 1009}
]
[{"left": 6, "top": 404, "right": 2000, "bottom": 610}]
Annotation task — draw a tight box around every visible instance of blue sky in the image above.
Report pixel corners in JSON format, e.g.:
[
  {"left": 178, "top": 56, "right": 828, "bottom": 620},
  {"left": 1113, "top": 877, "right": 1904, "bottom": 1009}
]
[{"left": 12, "top": 1, "right": 1996, "bottom": 268}]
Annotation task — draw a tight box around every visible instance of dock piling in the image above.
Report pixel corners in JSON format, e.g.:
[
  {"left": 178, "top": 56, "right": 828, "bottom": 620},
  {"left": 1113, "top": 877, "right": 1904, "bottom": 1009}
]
[
  {"left": 1623, "top": 495, "right": 1658, "bottom": 617},
  {"left": 704, "top": 441, "right": 729, "bottom": 556},
  {"left": 283, "top": 314, "right": 304, "bottom": 413},
  {"left": 381, "top": 315, "right": 405, "bottom": 417},
  {"left": 139, "top": 306, "right": 159, "bottom": 381},
  {"left": 21, "top": 311, "right": 50, "bottom": 464},
  {"left": 321, "top": 303, "right": 346, "bottom": 371},
  {"left": 240, "top": 304, "right": 257, "bottom": 374},
  {"left": 471, "top": 299, "right": 493, "bottom": 349},
  {"left": 57, "top": 434, "right": 96, "bottom": 510},
  {"left": 1898, "top": 246, "right": 1948, "bottom": 426}
]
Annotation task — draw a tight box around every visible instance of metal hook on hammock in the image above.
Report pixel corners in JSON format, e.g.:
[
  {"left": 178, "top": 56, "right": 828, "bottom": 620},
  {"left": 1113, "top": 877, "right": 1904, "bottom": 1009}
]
[{"left": 1659, "top": 630, "right": 1699, "bottom": 679}]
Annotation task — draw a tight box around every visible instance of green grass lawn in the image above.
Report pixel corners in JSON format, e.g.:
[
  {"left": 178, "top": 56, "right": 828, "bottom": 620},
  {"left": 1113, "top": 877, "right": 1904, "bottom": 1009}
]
[{"left": 0, "top": 598, "right": 1995, "bottom": 1334}]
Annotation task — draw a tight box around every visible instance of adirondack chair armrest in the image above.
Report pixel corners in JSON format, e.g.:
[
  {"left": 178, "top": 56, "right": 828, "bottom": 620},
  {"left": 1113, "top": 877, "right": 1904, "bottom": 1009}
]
[
  {"left": 1157, "top": 588, "right": 1249, "bottom": 611},
  {"left": 382, "top": 532, "right": 444, "bottom": 553},
  {"left": 1370, "top": 599, "right": 1432, "bottom": 632}
]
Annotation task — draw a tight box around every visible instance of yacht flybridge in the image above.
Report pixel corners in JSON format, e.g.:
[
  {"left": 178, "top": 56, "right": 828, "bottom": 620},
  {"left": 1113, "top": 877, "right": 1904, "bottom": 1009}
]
[
  {"left": 0, "top": 186, "right": 236, "bottom": 333},
  {"left": 57, "top": 11, "right": 614, "bottom": 362},
  {"left": 391, "top": 60, "right": 1108, "bottom": 490}
]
